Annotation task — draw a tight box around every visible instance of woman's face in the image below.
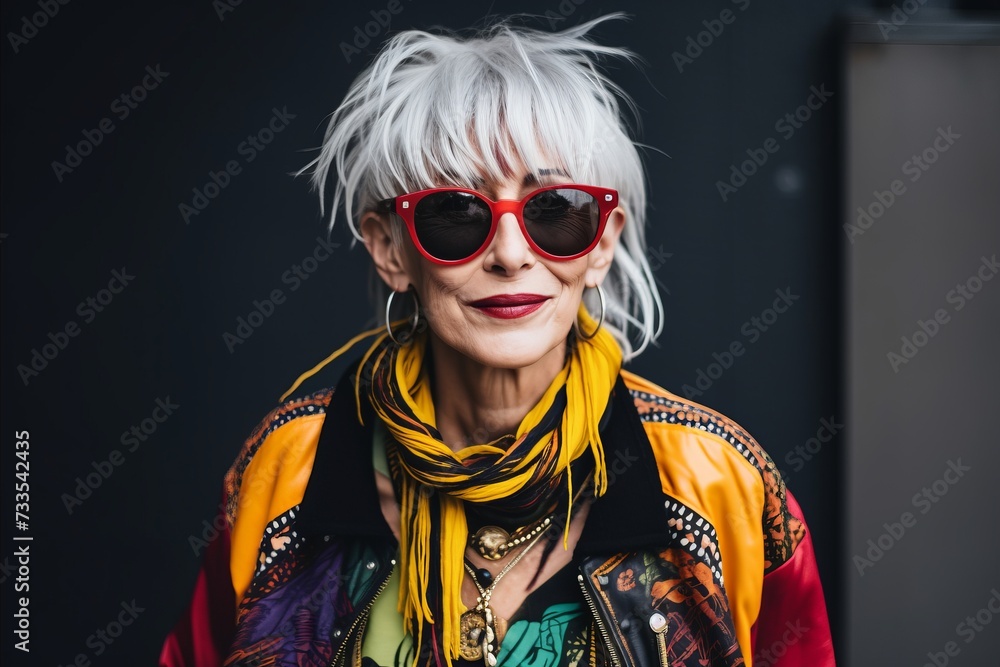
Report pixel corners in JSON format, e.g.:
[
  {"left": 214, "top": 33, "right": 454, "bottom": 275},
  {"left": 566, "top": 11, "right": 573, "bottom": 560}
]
[{"left": 361, "top": 168, "right": 625, "bottom": 371}]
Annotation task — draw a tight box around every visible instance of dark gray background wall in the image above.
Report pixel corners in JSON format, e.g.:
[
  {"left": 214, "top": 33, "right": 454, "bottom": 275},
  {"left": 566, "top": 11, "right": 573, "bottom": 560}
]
[{"left": 3, "top": 1, "right": 993, "bottom": 665}]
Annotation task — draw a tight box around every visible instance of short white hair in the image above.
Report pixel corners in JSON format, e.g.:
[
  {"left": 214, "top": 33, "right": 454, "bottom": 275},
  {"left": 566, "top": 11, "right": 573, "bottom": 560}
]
[{"left": 302, "top": 14, "right": 663, "bottom": 360}]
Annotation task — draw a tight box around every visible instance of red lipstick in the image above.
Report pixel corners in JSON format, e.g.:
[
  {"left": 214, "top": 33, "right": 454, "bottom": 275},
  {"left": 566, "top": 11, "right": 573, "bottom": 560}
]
[{"left": 469, "top": 294, "right": 549, "bottom": 319}]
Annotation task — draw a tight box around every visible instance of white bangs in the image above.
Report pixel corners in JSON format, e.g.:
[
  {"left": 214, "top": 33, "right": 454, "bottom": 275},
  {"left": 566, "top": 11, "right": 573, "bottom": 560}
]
[{"left": 301, "top": 14, "right": 663, "bottom": 360}]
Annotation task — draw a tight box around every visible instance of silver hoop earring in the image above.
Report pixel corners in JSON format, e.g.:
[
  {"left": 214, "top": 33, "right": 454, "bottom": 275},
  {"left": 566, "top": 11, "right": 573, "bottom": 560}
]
[
  {"left": 575, "top": 284, "right": 606, "bottom": 341},
  {"left": 385, "top": 289, "right": 420, "bottom": 345}
]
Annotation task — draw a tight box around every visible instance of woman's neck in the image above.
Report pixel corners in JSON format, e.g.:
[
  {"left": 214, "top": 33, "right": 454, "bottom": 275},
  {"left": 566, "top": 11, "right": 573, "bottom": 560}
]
[{"left": 426, "top": 331, "right": 568, "bottom": 453}]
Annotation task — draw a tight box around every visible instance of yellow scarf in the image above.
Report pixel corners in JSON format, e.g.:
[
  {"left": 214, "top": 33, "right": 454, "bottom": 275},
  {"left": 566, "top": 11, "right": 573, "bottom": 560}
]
[{"left": 282, "top": 304, "right": 622, "bottom": 664}]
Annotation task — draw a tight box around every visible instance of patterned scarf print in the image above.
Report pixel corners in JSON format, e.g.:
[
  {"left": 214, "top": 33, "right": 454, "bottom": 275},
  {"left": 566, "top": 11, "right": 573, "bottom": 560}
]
[{"left": 356, "top": 303, "right": 622, "bottom": 665}]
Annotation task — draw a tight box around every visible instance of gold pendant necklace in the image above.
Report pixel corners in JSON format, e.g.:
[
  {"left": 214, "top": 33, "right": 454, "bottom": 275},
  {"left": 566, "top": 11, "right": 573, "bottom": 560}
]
[
  {"left": 460, "top": 522, "right": 551, "bottom": 664},
  {"left": 469, "top": 514, "right": 554, "bottom": 561},
  {"left": 459, "top": 610, "right": 489, "bottom": 660}
]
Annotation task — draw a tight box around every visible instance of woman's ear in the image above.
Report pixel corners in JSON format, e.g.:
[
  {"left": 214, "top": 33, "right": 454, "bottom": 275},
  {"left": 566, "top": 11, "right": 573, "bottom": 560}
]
[
  {"left": 359, "top": 211, "right": 413, "bottom": 292},
  {"left": 584, "top": 207, "right": 626, "bottom": 287}
]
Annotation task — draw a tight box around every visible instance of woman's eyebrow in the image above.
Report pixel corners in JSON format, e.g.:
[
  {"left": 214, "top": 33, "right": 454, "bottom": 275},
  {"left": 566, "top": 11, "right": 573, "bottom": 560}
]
[{"left": 525, "top": 168, "right": 570, "bottom": 186}]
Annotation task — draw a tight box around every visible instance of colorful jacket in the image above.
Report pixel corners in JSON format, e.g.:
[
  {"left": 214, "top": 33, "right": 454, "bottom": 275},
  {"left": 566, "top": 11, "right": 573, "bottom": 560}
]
[{"left": 160, "top": 359, "right": 836, "bottom": 667}]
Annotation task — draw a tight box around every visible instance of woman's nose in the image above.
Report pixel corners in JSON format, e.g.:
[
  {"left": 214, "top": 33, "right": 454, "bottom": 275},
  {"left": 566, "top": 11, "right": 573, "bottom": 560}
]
[{"left": 482, "top": 212, "right": 534, "bottom": 272}]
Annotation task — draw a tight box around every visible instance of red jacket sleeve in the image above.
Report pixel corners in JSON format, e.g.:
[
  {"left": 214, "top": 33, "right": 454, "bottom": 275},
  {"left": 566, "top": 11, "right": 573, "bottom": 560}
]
[
  {"left": 160, "top": 497, "right": 236, "bottom": 667},
  {"left": 750, "top": 490, "right": 836, "bottom": 667}
]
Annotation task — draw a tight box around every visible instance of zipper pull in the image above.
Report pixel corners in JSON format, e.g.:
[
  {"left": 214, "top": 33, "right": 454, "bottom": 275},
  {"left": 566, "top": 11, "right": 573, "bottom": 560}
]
[{"left": 649, "top": 612, "right": 669, "bottom": 667}]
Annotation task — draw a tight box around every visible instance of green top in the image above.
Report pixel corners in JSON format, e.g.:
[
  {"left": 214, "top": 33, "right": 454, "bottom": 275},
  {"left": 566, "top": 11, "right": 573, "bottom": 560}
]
[{"left": 362, "top": 421, "right": 410, "bottom": 663}]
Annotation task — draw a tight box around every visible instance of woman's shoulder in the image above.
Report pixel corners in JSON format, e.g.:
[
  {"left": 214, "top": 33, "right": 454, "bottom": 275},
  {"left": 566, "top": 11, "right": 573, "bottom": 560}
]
[
  {"left": 209, "top": 387, "right": 336, "bottom": 605},
  {"left": 619, "top": 368, "right": 770, "bottom": 473},
  {"left": 222, "top": 387, "right": 335, "bottom": 521},
  {"left": 619, "top": 369, "right": 806, "bottom": 573}
]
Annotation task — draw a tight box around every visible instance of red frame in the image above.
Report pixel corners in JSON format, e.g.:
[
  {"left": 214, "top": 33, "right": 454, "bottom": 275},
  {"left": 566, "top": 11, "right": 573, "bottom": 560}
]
[{"left": 379, "top": 183, "right": 619, "bottom": 265}]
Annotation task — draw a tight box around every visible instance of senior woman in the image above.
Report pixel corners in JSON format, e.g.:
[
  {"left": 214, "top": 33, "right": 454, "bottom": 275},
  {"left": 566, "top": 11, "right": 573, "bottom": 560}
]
[{"left": 162, "top": 15, "right": 835, "bottom": 667}]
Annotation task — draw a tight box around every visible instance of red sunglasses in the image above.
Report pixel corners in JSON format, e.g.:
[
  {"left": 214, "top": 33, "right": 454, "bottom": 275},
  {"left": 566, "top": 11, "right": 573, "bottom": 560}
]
[{"left": 376, "top": 184, "right": 619, "bottom": 265}]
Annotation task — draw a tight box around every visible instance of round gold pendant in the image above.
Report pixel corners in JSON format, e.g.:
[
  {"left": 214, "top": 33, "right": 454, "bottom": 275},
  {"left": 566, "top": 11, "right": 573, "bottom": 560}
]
[
  {"left": 459, "top": 610, "right": 487, "bottom": 660},
  {"left": 471, "top": 525, "right": 510, "bottom": 560}
]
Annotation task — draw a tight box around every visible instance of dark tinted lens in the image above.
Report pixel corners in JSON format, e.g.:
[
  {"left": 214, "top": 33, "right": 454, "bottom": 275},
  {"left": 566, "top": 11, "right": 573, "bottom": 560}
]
[
  {"left": 413, "top": 191, "right": 492, "bottom": 261},
  {"left": 522, "top": 188, "right": 600, "bottom": 256}
]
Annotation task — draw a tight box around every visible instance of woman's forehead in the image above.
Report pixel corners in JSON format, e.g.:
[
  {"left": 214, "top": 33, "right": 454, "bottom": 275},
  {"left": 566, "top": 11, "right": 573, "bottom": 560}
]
[
  {"left": 424, "top": 135, "right": 573, "bottom": 190},
  {"left": 431, "top": 166, "right": 572, "bottom": 192}
]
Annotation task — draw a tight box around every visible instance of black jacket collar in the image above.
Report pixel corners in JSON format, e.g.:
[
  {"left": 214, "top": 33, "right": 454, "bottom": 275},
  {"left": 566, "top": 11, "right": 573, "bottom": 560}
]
[{"left": 296, "top": 358, "right": 671, "bottom": 553}]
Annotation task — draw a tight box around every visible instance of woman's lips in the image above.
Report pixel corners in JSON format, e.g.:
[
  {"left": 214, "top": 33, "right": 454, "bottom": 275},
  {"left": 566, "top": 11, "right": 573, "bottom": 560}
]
[{"left": 469, "top": 294, "right": 549, "bottom": 319}]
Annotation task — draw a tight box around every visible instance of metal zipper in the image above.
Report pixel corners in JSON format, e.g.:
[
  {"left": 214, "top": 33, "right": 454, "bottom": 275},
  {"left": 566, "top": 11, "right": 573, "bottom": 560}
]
[
  {"left": 654, "top": 631, "right": 669, "bottom": 667},
  {"left": 577, "top": 573, "right": 623, "bottom": 667},
  {"left": 330, "top": 564, "right": 394, "bottom": 667},
  {"left": 649, "top": 611, "right": 669, "bottom": 667},
  {"left": 351, "top": 615, "right": 369, "bottom": 667},
  {"left": 588, "top": 622, "right": 598, "bottom": 667}
]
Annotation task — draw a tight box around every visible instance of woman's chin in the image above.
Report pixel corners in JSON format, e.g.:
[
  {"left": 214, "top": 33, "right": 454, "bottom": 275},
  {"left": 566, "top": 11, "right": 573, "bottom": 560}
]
[{"left": 437, "top": 328, "right": 568, "bottom": 372}]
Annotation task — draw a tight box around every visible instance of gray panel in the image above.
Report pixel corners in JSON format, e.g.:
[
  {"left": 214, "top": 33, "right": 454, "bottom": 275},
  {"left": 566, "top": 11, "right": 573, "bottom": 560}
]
[{"left": 845, "top": 38, "right": 1000, "bottom": 667}]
